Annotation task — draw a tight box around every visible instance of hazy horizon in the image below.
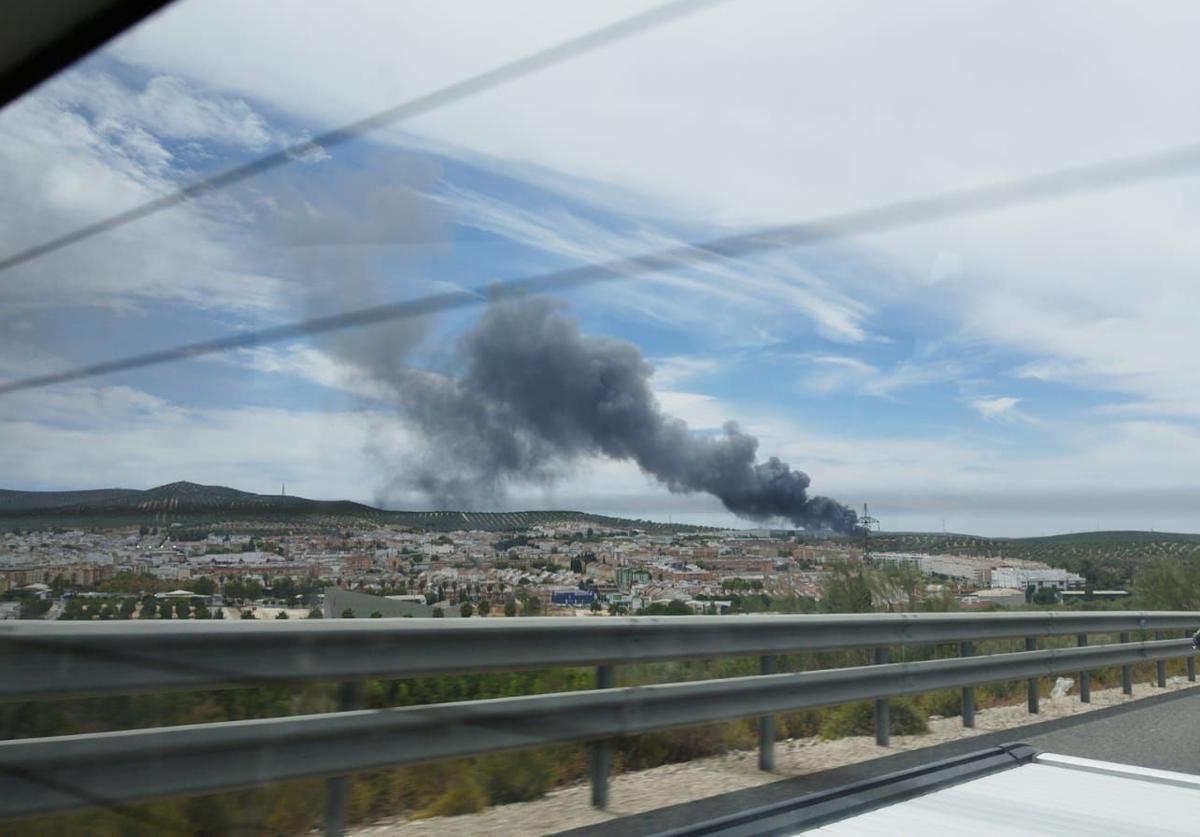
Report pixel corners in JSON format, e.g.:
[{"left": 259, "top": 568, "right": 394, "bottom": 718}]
[{"left": 8, "top": 477, "right": 1200, "bottom": 540}]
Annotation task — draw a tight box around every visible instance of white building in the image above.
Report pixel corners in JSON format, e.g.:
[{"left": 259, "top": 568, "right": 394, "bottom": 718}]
[
  {"left": 991, "top": 567, "right": 1084, "bottom": 591},
  {"left": 873, "top": 553, "right": 922, "bottom": 570},
  {"left": 971, "top": 587, "right": 1027, "bottom": 608},
  {"left": 920, "top": 555, "right": 990, "bottom": 585}
]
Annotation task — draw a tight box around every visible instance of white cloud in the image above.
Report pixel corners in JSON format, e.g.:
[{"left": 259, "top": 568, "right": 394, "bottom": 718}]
[
  {"left": 0, "top": 72, "right": 287, "bottom": 315},
  {"left": 433, "top": 182, "right": 872, "bottom": 344},
  {"left": 0, "top": 383, "right": 382, "bottom": 501},
  {"left": 971, "top": 396, "right": 1021, "bottom": 420},
  {"left": 53, "top": 71, "right": 275, "bottom": 151},
  {"left": 231, "top": 344, "right": 394, "bottom": 402},
  {"left": 102, "top": 0, "right": 1200, "bottom": 420},
  {"left": 649, "top": 354, "right": 725, "bottom": 388},
  {"left": 784, "top": 352, "right": 963, "bottom": 400}
]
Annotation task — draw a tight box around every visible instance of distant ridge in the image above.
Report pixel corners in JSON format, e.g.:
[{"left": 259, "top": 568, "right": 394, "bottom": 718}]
[
  {"left": 0, "top": 481, "right": 714, "bottom": 534},
  {"left": 871, "top": 530, "right": 1200, "bottom": 580}
]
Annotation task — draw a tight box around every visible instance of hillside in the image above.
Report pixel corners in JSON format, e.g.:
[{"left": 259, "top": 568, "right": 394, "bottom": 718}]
[
  {"left": 871, "top": 530, "right": 1200, "bottom": 585},
  {"left": 0, "top": 481, "right": 711, "bottom": 534}
]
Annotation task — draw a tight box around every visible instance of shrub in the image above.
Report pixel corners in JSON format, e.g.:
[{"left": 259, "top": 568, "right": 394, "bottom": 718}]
[
  {"left": 777, "top": 709, "right": 824, "bottom": 739},
  {"left": 413, "top": 772, "right": 488, "bottom": 819},
  {"left": 919, "top": 688, "right": 963, "bottom": 718},
  {"left": 477, "top": 751, "right": 556, "bottom": 804},
  {"left": 616, "top": 722, "right": 746, "bottom": 771},
  {"left": 819, "top": 699, "right": 929, "bottom": 740}
]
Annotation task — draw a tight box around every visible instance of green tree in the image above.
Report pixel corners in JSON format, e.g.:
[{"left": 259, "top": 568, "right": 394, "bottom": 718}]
[
  {"left": 275, "top": 610, "right": 289, "bottom": 620},
  {"left": 866, "top": 564, "right": 924, "bottom": 612},
  {"left": 272, "top": 577, "right": 297, "bottom": 601},
  {"left": 174, "top": 600, "right": 191, "bottom": 619},
  {"left": 190, "top": 577, "right": 216, "bottom": 596},
  {"left": 504, "top": 599, "right": 517, "bottom": 617},
  {"left": 460, "top": 602, "right": 474, "bottom": 618},
  {"left": 642, "top": 599, "right": 692, "bottom": 616},
  {"left": 820, "top": 564, "right": 875, "bottom": 613},
  {"left": 99, "top": 573, "right": 172, "bottom": 595},
  {"left": 19, "top": 598, "right": 52, "bottom": 620},
  {"left": 341, "top": 608, "right": 355, "bottom": 618},
  {"left": 432, "top": 607, "right": 445, "bottom": 618},
  {"left": 477, "top": 600, "right": 491, "bottom": 617},
  {"left": 1132, "top": 558, "right": 1200, "bottom": 610},
  {"left": 370, "top": 611, "right": 383, "bottom": 618},
  {"left": 1032, "top": 587, "right": 1059, "bottom": 605},
  {"left": 241, "top": 609, "right": 256, "bottom": 620},
  {"left": 307, "top": 608, "right": 324, "bottom": 619},
  {"left": 139, "top": 599, "right": 158, "bottom": 619}
]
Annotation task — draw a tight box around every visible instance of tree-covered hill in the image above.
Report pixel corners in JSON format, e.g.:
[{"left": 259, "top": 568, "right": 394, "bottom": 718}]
[{"left": 0, "top": 481, "right": 714, "bottom": 534}]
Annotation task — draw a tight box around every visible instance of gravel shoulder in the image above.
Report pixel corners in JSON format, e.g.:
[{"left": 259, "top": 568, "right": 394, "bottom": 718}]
[{"left": 349, "top": 678, "right": 1199, "bottom": 837}]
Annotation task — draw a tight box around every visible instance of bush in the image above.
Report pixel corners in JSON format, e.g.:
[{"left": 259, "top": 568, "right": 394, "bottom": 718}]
[
  {"left": 476, "top": 751, "right": 556, "bottom": 804},
  {"left": 819, "top": 699, "right": 929, "bottom": 740},
  {"left": 413, "top": 772, "right": 488, "bottom": 819},
  {"left": 777, "top": 709, "right": 824, "bottom": 739},
  {"left": 919, "top": 688, "right": 963, "bottom": 718},
  {"left": 616, "top": 722, "right": 748, "bottom": 771}
]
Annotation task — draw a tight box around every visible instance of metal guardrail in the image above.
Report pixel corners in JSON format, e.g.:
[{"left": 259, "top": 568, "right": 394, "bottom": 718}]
[
  {"left": 1, "top": 612, "right": 1198, "bottom": 829},
  {"left": 4, "top": 611, "right": 1197, "bottom": 699}
]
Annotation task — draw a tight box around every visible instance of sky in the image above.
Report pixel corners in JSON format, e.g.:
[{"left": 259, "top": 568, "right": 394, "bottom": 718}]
[{"left": 3, "top": 0, "right": 1200, "bottom": 536}]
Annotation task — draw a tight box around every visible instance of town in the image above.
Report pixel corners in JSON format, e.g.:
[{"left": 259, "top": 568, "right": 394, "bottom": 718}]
[{"left": 0, "top": 521, "right": 1093, "bottom": 621}]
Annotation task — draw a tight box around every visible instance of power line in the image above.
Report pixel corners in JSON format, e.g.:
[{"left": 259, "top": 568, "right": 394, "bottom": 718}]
[
  {"left": 0, "top": 0, "right": 729, "bottom": 276},
  {"left": 4, "top": 140, "right": 1200, "bottom": 397}
]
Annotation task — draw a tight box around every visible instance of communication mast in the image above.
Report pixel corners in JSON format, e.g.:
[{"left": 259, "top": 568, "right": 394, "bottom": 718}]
[{"left": 860, "top": 502, "right": 880, "bottom": 565}]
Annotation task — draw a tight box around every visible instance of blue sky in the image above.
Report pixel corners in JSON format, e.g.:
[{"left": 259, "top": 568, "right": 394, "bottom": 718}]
[{"left": 4, "top": 0, "right": 1200, "bottom": 536}]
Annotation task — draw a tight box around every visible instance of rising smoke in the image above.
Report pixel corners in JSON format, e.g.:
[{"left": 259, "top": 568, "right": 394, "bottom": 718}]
[
  {"left": 346, "top": 296, "right": 858, "bottom": 532},
  {"left": 272, "top": 150, "right": 855, "bottom": 531}
]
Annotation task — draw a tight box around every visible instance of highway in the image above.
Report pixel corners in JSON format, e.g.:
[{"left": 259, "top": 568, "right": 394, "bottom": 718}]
[{"left": 562, "top": 687, "right": 1200, "bottom": 836}]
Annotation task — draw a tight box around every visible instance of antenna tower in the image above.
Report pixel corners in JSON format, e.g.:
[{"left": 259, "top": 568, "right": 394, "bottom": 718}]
[{"left": 860, "top": 502, "right": 880, "bottom": 565}]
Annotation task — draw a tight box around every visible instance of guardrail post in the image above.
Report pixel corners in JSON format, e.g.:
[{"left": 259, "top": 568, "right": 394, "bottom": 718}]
[
  {"left": 1120, "top": 632, "right": 1133, "bottom": 695},
  {"left": 591, "top": 665, "right": 615, "bottom": 809},
  {"left": 959, "top": 640, "right": 975, "bottom": 728},
  {"left": 1025, "top": 637, "right": 1038, "bottom": 714},
  {"left": 325, "top": 681, "right": 362, "bottom": 837},
  {"left": 1189, "top": 644, "right": 1196, "bottom": 683},
  {"left": 1156, "top": 631, "right": 1167, "bottom": 687},
  {"left": 874, "top": 647, "right": 889, "bottom": 746},
  {"left": 1077, "top": 634, "right": 1090, "bottom": 703},
  {"left": 758, "top": 655, "right": 775, "bottom": 771}
]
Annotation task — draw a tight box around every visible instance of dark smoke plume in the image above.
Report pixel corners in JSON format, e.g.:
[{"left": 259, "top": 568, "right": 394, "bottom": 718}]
[{"left": 349, "top": 297, "right": 857, "bottom": 532}]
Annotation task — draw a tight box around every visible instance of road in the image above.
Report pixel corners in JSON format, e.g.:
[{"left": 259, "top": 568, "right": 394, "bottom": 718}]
[
  {"left": 1021, "top": 688, "right": 1200, "bottom": 773},
  {"left": 561, "top": 687, "right": 1200, "bottom": 836}
]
